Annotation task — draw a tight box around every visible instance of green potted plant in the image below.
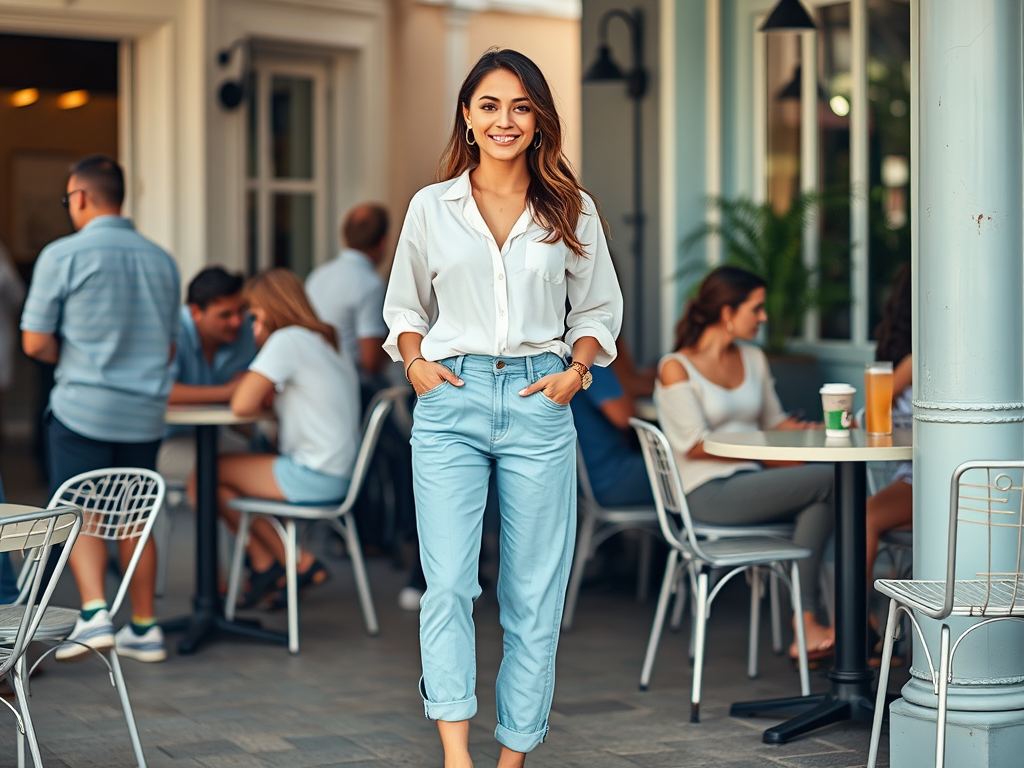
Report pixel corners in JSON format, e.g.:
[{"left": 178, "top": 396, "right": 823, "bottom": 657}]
[{"left": 680, "top": 192, "right": 849, "bottom": 354}]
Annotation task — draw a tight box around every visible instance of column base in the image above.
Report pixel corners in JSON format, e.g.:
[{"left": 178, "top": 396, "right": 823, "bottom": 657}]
[{"left": 889, "top": 697, "right": 1024, "bottom": 768}]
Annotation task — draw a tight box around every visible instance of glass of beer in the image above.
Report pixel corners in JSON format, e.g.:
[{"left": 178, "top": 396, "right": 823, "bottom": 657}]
[{"left": 865, "top": 361, "right": 894, "bottom": 435}]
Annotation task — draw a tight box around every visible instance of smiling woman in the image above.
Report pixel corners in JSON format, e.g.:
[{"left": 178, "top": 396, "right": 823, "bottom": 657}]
[{"left": 383, "top": 48, "right": 623, "bottom": 768}]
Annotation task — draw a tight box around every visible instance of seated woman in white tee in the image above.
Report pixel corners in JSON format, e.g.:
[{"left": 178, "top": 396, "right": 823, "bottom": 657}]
[{"left": 216, "top": 268, "right": 361, "bottom": 608}]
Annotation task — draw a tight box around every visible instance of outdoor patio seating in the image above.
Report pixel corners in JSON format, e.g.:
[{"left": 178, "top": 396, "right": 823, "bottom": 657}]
[
  {"left": 33, "top": 468, "right": 165, "bottom": 768},
  {"left": 630, "top": 418, "right": 812, "bottom": 722},
  {"left": 0, "top": 502, "right": 81, "bottom": 768},
  {"left": 867, "top": 460, "right": 1024, "bottom": 768},
  {"left": 225, "top": 386, "right": 405, "bottom": 654},
  {"left": 561, "top": 443, "right": 660, "bottom": 631}
]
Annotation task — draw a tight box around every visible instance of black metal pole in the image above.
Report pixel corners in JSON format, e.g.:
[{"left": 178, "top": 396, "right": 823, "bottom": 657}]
[{"left": 632, "top": 92, "right": 643, "bottom": 358}]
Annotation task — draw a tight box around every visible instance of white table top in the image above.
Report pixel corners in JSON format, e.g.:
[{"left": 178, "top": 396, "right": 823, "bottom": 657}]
[
  {"left": 164, "top": 404, "right": 272, "bottom": 427},
  {"left": 704, "top": 428, "right": 913, "bottom": 462}
]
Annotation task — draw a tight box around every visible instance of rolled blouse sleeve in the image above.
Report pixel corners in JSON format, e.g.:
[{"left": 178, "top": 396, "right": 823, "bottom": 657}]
[
  {"left": 382, "top": 194, "right": 437, "bottom": 362},
  {"left": 565, "top": 194, "right": 623, "bottom": 367}
]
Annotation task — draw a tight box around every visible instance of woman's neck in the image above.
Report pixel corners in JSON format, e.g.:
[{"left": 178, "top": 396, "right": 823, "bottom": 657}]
[
  {"left": 470, "top": 154, "right": 531, "bottom": 195},
  {"left": 688, "top": 328, "right": 735, "bottom": 359}
]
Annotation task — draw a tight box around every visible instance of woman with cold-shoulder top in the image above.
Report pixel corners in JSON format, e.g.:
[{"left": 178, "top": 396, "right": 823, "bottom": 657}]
[{"left": 655, "top": 266, "right": 835, "bottom": 659}]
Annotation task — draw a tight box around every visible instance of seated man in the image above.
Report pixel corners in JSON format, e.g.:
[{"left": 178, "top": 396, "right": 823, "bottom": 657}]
[
  {"left": 570, "top": 362, "right": 654, "bottom": 508},
  {"left": 157, "top": 267, "right": 258, "bottom": 487}
]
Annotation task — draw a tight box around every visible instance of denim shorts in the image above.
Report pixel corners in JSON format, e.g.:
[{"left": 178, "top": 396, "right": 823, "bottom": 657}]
[{"left": 272, "top": 455, "right": 350, "bottom": 504}]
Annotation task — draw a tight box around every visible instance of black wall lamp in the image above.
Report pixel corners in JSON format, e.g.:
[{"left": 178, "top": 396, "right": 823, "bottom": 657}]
[
  {"left": 759, "top": 0, "right": 817, "bottom": 32},
  {"left": 217, "top": 39, "right": 249, "bottom": 110},
  {"left": 583, "top": 7, "right": 648, "bottom": 354}
]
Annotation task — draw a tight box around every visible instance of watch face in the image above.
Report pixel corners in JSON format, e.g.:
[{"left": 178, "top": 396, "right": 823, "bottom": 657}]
[{"left": 581, "top": 371, "right": 593, "bottom": 390}]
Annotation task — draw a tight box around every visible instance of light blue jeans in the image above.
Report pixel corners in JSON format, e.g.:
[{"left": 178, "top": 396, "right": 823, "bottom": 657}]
[{"left": 411, "top": 353, "right": 577, "bottom": 753}]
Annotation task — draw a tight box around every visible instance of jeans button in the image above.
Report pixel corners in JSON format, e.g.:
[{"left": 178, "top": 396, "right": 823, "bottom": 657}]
[{"left": 496, "top": 360, "right": 505, "bottom": 369}]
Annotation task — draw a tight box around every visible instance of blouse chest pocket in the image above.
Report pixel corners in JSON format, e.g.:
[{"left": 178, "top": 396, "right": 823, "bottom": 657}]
[{"left": 523, "top": 239, "right": 567, "bottom": 284}]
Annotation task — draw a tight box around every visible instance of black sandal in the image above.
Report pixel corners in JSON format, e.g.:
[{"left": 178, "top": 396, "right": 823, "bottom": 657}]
[
  {"left": 238, "top": 563, "right": 286, "bottom": 609},
  {"left": 266, "top": 560, "right": 330, "bottom": 611}
]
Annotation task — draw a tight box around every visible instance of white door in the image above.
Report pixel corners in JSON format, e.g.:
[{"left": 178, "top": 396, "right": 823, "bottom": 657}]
[{"left": 246, "top": 56, "right": 329, "bottom": 278}]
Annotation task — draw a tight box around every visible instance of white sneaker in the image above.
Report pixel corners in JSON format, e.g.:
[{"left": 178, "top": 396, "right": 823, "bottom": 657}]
[
  {"left": 55, "top": 610, "right": 114, "bottom": 661},
  {"left": 398, "top": 586, "right": 424, "bottom": 611},
  {"left": 114, "top": 624, "right": 167, "bottom": 663}
]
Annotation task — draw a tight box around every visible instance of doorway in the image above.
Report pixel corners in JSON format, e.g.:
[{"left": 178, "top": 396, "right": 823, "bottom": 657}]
[{"left": 0, "top": 32, "right": 120, "bottom": 474}]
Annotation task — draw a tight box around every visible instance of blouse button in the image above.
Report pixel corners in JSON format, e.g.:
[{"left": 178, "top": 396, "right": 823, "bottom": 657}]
[{"left": 498, "top": 273, "right": 504, "bottom": 280}]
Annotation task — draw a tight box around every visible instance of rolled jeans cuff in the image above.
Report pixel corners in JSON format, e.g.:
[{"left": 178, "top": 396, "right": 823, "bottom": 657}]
[
  {"left": 420, "top": 676, "right": 477, "bottom": 722},
  {"left": 494, "top": 723, "right": 548, "bottom": 753}
]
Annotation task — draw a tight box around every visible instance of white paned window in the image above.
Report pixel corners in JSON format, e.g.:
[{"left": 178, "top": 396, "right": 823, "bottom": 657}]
[{"left": 246, "top": 57, "right": 329, "bottom": 279}]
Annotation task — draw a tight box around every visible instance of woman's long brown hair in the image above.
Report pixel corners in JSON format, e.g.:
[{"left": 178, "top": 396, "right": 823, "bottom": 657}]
[
  {"left": 245, "top": 268, "right": 339, "bottom": 352},
  {"left": 438, "top": 48, "right": 596, "bottom": 258}
]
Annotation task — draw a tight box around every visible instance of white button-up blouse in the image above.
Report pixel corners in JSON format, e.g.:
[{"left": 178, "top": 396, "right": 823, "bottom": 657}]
[{"left": 383, "top": 169, "right": 623, "bottom": 367}]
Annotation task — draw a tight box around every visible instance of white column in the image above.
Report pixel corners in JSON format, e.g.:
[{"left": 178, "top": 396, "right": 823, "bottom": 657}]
[
  {"left": 889, "top": 1, "right": 1024, "bottom": 765},
  {"left": 800, "top": 29, "right": 818, "bottom": 342}
]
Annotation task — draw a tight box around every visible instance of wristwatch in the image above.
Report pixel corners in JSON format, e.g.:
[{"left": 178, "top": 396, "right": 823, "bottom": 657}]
[{"left": 568, "top": 360, "right": 593, "bottom": 390}]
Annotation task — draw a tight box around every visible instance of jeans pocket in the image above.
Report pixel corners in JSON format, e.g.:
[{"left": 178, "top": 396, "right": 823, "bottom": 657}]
[
  {"left": 538, "top": 392, "right": 569, "bottom": 410},
  {"left": 417, "top": 381, "right": 449, "bottom": 400}
]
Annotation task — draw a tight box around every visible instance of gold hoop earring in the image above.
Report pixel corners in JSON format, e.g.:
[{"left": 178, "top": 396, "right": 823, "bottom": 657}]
[
  {"left": 465, "top": 125, "right": 476, "bottom": 146},
  {"left": 533, "top": 130, "right": 543, "bottom": 149}
]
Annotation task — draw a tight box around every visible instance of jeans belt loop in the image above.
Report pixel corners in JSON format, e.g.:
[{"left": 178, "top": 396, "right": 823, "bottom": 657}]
[
  {"left": 525, "top": 354, "right": 535, "bottom": 383},
  {"left": 452, "top": 355, "right": 465, "bottom": 379}
]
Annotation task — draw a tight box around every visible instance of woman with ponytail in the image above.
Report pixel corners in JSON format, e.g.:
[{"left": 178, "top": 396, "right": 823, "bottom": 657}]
[
  {"left": 383, "top": 48, "right": 621, "bottom": 768},
  {"left": 655, "top": 266, "right": 835, "bottom": 659}
]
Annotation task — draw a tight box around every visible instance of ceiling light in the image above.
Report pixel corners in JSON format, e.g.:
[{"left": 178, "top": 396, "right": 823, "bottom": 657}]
[
  {"left": 57, "top": 90, "right": 89, "bottom": 109},
  {"left": 9, "top": 88, "right": 39, "bottom": 107},
  {"left": 759, "top": 0, "right": 817, "bottom": 32}
]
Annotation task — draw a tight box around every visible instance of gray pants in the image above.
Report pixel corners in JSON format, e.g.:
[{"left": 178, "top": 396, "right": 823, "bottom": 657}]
[{"left": 686, "top": 464, "right": 834, "bottom": 612}]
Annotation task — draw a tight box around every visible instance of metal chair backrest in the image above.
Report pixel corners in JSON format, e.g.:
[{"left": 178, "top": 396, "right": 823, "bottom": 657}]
[
  {"left": 943, "top": 460, "right": 1024, "bottom": 618},
  {"left": 0, "top": 504, "right": 82, "bottom": 676},
  {"left": 575, "top": 442, "right": 599, "bottom": 509},
  {"left": 338, "top": 387, "right": 401, "bottom": 515},
  {"left": 47, "top": 469, "right": 166, "bottom": 616},
  {"left": 629, "top": 418, "right": 712, "bottom": 562}
]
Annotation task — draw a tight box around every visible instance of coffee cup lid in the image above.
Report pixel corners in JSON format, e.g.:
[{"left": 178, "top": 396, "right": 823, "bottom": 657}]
[{"left": 820, "top": 383, "right": 856, "bottom": 395}]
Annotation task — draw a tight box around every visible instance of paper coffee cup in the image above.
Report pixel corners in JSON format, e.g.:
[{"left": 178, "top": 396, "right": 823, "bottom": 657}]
[{"left": 820, "top": 383, "right": 856, "bottom": 438}]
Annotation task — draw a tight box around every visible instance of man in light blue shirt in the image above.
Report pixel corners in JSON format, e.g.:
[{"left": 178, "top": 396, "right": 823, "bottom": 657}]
[
  {"left": 157, "top": 266, "right": 257, "bottom": 484},
  {"left": 306, "top": 203, "right": 390, "bottom": 382},
  {"left": 21, "top": 155, "right": 180, "bottom": 663}
]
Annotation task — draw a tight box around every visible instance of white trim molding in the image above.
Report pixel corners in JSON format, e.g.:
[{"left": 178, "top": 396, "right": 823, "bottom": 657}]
[{"left": 418, "top": 0, "right": 580, "bottom": 20}]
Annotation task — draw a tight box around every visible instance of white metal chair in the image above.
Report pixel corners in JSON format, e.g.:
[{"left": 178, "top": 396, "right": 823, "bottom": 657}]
[
  {"left": 630, "top": 418, "right": 812, "bottom": 722},
  {"left": 29, "top": 469, "right": 166, "bottom": 768},
  {"left": 561, "top": 444, "right": 661, "bottom": 631},
  {"left": 225, "top": 387, "right": 403, "bottom": 653},
  {"left": 0, "top": 503, "right": 82, "bottom": 768},
  {"left": 867, "top": 460, "right": 1024, "bottom": 768}
]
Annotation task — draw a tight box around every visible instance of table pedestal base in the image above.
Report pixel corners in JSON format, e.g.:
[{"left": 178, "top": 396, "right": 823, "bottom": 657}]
[
  {"left": 730, "top": 682, "right": 875, "bottom": 744},
  {"left": 176, "top": 613, "right": 287, "bottom": 655}
]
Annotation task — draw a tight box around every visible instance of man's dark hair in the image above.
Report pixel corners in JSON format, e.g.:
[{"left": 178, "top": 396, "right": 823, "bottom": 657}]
[
  {"left": 69, "top": 154, "right": 125, "bottom": 208},
  {"left": 342, "top": 204, "right": 389, "bottom": 252},
  {"left": 187, "top": 266, "right": 245, "bottom": 310}
]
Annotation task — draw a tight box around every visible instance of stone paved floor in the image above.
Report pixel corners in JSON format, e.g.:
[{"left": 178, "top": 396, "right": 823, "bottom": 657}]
[{"left": 0, "top": 437, "right": 907, "bottom": 767}]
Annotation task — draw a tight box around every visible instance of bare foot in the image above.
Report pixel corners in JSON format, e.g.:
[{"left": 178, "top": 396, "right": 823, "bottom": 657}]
[
  {"left": 496, "top": 747, "right": 525, "bottom": 768},
  {"left": 790, "top": 611, "right": 834, "bottom": 659}
]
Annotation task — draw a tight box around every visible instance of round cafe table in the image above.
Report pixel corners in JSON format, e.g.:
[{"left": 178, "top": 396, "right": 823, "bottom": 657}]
[
  {"left": 703, "top": 427, "right": 912, "bottom": 744},
  {"left": 163, "top": 404, "right": 286, "bottom": 654}
]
